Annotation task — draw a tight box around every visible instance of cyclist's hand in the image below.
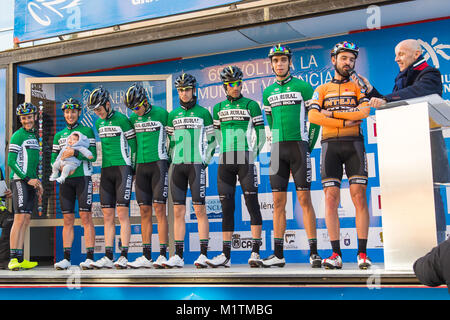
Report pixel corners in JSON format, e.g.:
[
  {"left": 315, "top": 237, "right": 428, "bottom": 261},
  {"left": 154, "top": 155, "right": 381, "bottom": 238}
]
[
  {"left": 344, "top": 120, "right": 362, "bottom": 127},
  {"left": 3, "top": 189, "right": 12, "bottom": 199},
  {"left": 320, "top": 109, "right": 333, "bottom": 117},
  {"left": 61, "top": 147, "right": 75, "bottom": 160}
]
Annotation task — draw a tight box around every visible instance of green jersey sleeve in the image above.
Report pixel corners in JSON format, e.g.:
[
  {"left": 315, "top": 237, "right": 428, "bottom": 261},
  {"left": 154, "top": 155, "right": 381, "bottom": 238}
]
[
  {"left": 203, "top": 107, "right": 217, "bottom": 165},
  {"left": 301, "top": 82, "right": 321, "bottom": 152},
  {"left": 248, "top": 100, "right": 266, "bottom": 156},
  {"left": 262, "top": 91, "right": 273, "bottom": 129}
]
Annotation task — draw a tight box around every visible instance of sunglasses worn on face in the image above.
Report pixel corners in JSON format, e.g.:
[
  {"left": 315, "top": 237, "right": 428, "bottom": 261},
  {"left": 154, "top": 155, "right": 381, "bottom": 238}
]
[
  {"left": 225, "top": 80, "right": 242, "bottom": 88},
  {"left": 131, "top": 99, "right": 146, "bottom": 111},
  {"left": 63, "top": 104, "right": 80, "bottom": 110}
]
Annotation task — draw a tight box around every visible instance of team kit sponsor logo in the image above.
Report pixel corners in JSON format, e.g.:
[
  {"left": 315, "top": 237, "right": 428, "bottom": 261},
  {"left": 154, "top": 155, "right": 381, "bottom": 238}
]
[{"left": 267, "top": 92, "right": 303, "bottom": 107}]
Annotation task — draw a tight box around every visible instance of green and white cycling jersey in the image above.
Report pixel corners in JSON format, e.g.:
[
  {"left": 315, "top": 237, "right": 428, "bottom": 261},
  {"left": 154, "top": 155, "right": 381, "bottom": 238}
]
[
  {"left": 212, "top": 96, "right": 265, "bottom": 155},
  {"left": 167, "top": 104, "right": 216, "bottom": 165},
  {"left": 95, "top": 110, "right": 137, "bottom": 169},
  {"left": 8, "top": 127, "right": 40, "bottom": 180},
  {"left": 129, "top": 105, "right": 169, "bottom": 164},
  {"left": 263, "top": 75, "right": 320, "bottom": 149},
  {"left": 51, "top": 123, "right": 97, "bottom": 178}
]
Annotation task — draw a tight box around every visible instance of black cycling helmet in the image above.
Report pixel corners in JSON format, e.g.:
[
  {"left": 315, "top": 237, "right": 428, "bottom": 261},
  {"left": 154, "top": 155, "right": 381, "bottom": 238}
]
[
  {"left": 16, "top": 102, "right": 37, "bottom": 116},
  {"left": 61, "top": 98, "right": 82, "bottom": 111},
  {"left": 125, "top": 83, "right": 147, "bottom": 109},
  {"left": 174, "top": 73, "right": 197, "bottom": 89},
  {"left": 268, "top": 44, "right": 293, "bottom": 59},
  {"left": 331, "top": 41, "right": 359, "bottom": 58},
  {"left": 220, "top": 65, "right": 244, "bottom": 83},
  {"left": 87, "top": 86, "right": 110, "bottom": 111}
]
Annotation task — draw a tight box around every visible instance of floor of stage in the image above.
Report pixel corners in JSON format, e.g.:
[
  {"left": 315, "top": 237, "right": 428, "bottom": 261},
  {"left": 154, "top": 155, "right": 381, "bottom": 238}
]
[
  {"left": 1, "top": 264, "right": 449, "bottom": 300},
  {"left": 0, "top": 263, "right": 417, "bottom": 285}
]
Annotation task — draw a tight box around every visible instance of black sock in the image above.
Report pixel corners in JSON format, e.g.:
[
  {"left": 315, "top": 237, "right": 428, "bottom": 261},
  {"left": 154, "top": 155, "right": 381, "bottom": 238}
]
[
  {"left": 105, "top": 246, "right": 114, "bottom": 260},
  {"left": 200, "top": 239, "right": 208, "bottom": 256},
  {"left": 331, "top": 240, "right": 342, "bottom": 257},
  {"left": 86, "top": 247, "right": 94, "bottom": 260},
  {"left": 143, "top": 243, "right": 151, "bottom": 260},
  {"left": 17, "top": 249, "right": 24, "bottom": 263},
  {"left": 252, "top": 238, "right": 262, "bottom": 254},
  {"left": 160, "top": 243, "right": 167, "bottom": 258},
  {"left": 175, "top": 241, "right": 184, "bottom": 258},
  {"left": 274, "top": 238, "right": 284, "bottom": 259},
  {"left": 308, "top": 238, "right": 318, "bottom": 256},
  {"left": 223, "top": 241, "right": 231, "bottom": 259},
  {"left": 358, "top": 238, "right": 368, "bottom": 255},
  {"left": 64, "top": 247, "right": 71, "bottom": 261},
  {"left": 121, "top": 246, "right": 128, "bottom": 259}
]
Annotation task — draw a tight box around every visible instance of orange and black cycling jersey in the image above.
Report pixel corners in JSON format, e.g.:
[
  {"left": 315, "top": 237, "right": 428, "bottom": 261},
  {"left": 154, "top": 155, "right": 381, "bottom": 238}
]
[{"left": 307, "top": 78, "right": 370, "bottom": 141}]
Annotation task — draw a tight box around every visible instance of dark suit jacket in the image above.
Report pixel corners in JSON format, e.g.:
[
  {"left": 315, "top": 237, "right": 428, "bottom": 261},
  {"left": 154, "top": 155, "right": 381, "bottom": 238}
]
[
  {"left": 413, "top": 238, "right": 450, "bottom": 292},
  {"left": 368, "top": 57, "right": 442, "bottom": 102}
]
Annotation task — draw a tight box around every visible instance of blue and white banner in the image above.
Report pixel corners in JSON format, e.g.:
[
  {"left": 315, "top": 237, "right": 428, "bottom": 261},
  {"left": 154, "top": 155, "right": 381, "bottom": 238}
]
[{"left": 14, "top": 0, "right": 241, "bottom": 42}]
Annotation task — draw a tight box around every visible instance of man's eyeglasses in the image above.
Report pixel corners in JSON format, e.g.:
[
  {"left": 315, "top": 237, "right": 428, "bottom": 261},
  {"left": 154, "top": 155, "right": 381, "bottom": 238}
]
[{"left": 225, "top": 80, "right": 242, "bottom": 88}]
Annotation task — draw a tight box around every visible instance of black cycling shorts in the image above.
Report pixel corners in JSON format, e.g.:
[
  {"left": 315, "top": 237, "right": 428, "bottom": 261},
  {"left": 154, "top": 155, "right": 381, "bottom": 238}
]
[
  {"left": 100, "top": 165, "right": 133, "bottom": 208},
  {"left": 135, "top": 160, "right": 169, "bottom": 205},
  {"left": 59, "top": 176, "right": 93, "bottom": 214},
  {"left": 218, "top": 151, "right": 261, "bottom": 231},
  {"left": 320, "top": 139, "right": 368, "bottom": 188},
  {"left": 11, "top": 180, "right": 36, "bottom": 215},
  {"left": 170, "top": 163, "right": 206, "bottom": 205},
  {"left": 269, "top": 141, "right": 312, "bottom": 192}
]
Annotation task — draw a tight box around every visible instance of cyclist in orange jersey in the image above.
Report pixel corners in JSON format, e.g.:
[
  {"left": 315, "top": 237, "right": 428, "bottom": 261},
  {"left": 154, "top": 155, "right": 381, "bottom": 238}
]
[{"left": 308, "top": 41, "right": 372, "bottom": 270}]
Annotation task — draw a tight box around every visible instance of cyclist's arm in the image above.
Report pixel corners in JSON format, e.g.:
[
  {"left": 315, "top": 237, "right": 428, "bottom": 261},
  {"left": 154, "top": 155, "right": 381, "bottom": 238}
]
[
  {"left": 7, "top": 136, "right": 28, "bottom": 181},
  {"left": 79, "top": 128, "right": 97, "bottom": 162},
  {"left": 212, "top": 103, "right": 222, "bottom": 148},
  {"left": 308, "top": 108, "right": 345, "bottom": 128},
  {"left": 330, "top": 99, "right": 371, "bottom": 121},
  {"left": 308, "top": 123, "right": 320, "bottom": 152},
  {"left": 204, "top": 109, "right": 217, "bottom": 165},
  {"left": 249, "top": 101, "right": 266, "bottom": 156},
  {"left": 166, "top": 115, "right": 175, "bottom": 162},
  {"left": 262, "top": 92, "right": 273, "bottom": 130},
  {"left": 51, "top": 133, "right": 60, "bottom": 166},
  {"left": 123, "top": 119, "right": 137, "bottom": 170}
]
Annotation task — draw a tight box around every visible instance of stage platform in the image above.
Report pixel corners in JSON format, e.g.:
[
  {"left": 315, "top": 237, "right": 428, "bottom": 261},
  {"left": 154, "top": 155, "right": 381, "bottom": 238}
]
[{"left": 0, "top": 263, "right": 418, "bottom": 285}]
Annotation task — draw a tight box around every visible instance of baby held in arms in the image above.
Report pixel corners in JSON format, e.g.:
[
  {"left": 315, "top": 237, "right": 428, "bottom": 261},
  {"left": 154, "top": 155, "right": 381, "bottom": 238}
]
[{"left": 50, "top": 132, "right": 93, "bottom": 184}]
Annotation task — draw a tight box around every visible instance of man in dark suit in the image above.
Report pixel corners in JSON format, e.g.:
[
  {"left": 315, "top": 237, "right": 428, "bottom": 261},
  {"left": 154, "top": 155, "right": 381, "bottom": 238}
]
[
  {"left": 355, "top": 39, "right": 442, "bottom": 107},
  {"left": 414, "top": 238, "right": 450, "bottom": 292}
]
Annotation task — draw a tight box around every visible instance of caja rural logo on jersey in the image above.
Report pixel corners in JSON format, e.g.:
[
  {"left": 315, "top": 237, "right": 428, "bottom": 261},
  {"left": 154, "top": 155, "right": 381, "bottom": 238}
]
[
  {"left": 218, "top": 109, "right": 250, "bottom": 122},
  {"left": 134, "top": 121, "right": 162, "bottom": 133},
  {"left": 98, "top": 126, "right": 122, "bottom": 138},
  {"left": 172, "top": 117, "right": 204, "bottom": 129},
  {"left": 267, "top": 92, "right": 303, "bottom": 107}
]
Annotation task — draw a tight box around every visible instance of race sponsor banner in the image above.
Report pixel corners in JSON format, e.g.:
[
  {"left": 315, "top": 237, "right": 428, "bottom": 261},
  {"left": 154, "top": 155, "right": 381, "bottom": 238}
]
[{"left": 14, "top": 0, "right": 240, "bottom": 42}]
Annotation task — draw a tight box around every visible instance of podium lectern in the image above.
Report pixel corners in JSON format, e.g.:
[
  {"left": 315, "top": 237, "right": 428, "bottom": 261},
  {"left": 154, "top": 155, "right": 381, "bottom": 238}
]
[{"left": 376, "top": 94, "right": 450, "bottom": 271}]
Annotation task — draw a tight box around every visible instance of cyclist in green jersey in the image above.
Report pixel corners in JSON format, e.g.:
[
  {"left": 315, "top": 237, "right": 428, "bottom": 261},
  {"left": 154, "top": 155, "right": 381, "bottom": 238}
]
[
  {"left": 262, "top": 44, "right": 322, "bottom": 268},
  {"left": 125, "top": 83, "right": 169, "bottom": 269},
  {"left": 164, "top": 73, "right": 216, "bottom": 268},
  {"left": 52, "top": 98, "right": 97, "bottom": 270},
  {"left": 206, "top": 66, "right": 265, "bottom": 268},
  {"left": 7, "top": 103, "right": 42, "bottom": 271},
  {"left": 87, "top": 87, "right": 137, "bottom": 269}
]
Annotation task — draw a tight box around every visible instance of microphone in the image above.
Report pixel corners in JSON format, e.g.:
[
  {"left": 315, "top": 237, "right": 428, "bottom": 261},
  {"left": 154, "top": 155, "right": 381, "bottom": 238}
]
[{"left": 349, "top": 69, "right": 368, "bottom": 92}]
